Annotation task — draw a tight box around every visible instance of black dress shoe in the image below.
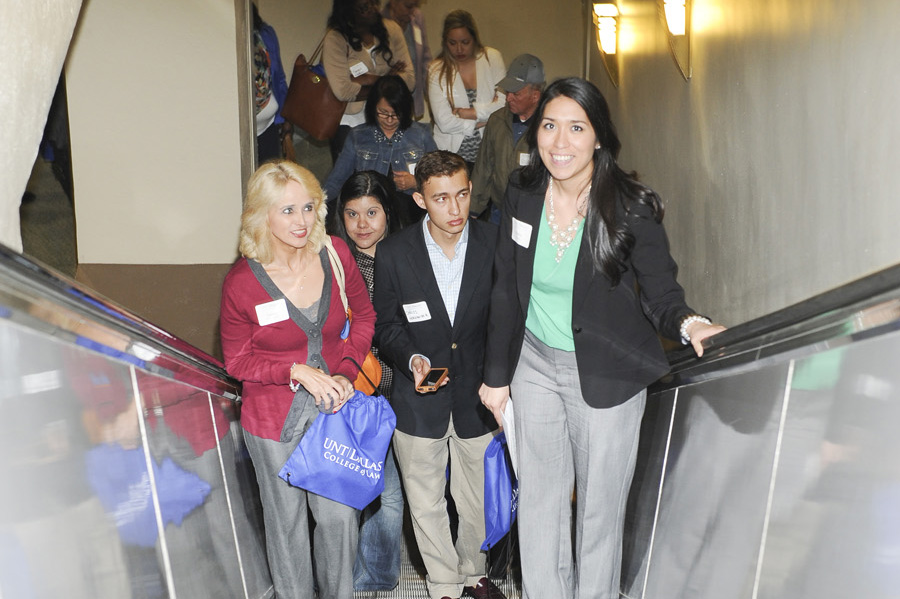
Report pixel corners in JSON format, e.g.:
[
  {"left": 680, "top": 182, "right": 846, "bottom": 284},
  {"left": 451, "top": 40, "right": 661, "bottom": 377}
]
[{"left": 463, "top": 577, "right": 506, "bottom": 599}]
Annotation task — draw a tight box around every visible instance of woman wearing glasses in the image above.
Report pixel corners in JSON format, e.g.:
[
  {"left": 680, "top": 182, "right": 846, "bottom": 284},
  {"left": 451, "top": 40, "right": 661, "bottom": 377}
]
[
  {"left": 324, "top": 0, "right": 415, "bottom": 160},
  {"left": 324, "top": 75, "right": 437, "bottom": 226}
]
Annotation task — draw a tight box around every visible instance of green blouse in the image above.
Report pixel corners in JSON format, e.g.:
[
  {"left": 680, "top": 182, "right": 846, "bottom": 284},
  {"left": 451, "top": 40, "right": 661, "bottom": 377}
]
[{"left": 525, "top": 203, "right": 585, "bottom": 351}]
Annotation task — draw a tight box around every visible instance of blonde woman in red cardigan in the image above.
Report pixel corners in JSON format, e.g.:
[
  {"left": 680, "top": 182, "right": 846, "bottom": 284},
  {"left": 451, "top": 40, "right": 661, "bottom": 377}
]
[{"left": 220, "top": 160, "right": 375, "bottom": 599}]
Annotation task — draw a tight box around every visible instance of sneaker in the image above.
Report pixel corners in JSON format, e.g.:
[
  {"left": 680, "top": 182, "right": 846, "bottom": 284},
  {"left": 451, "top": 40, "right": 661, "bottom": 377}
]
[{"left": 463, "top": 577, "right": 506, "bottom": 599}]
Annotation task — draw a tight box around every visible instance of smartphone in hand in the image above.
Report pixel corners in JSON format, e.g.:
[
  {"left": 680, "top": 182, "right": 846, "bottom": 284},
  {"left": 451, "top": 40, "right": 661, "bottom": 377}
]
[{"left": 416, "top": 367, "right": 449, "bottom": 393}]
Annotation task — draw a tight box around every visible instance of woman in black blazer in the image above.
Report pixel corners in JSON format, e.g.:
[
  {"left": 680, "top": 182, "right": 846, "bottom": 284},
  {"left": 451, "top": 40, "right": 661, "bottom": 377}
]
[{"left": 479, "top": 78, "right": 724, "bottom": 599}]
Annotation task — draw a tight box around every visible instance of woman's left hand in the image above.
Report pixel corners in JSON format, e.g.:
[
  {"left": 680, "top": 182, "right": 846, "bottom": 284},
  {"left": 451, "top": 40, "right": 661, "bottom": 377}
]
[
  {"left": 393, "top": 170, "right": 416, "bottom": 191},
  {"left": 478, "top": 383, "right": 509, "bottom": 428},
  {"left": 688, "top": 322, "right": 727, "bottom": 357},
  {"left": 329, "top": 375, "right": 355, "bottom": 413}
]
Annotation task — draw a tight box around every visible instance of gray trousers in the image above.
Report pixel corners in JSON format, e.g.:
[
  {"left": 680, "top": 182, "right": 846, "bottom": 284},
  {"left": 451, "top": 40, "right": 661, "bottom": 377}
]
[
  {"left": 244, "top": 415, "right": 359, "bottom": 599},
  {"left": 511, "top": 330, "right": 646, "bottom": 599}
]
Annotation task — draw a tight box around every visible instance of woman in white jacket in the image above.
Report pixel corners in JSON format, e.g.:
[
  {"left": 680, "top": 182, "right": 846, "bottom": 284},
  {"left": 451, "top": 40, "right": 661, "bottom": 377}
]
[{"left": 427, "top": 10, "right": 506, "bottom": 165}]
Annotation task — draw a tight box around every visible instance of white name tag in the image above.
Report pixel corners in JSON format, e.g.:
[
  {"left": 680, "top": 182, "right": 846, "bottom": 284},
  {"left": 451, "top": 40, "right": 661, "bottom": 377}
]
[
  {"left": 349, "top": 61, "right": 369, "bottom": 77},
  {"left": 518, "top": 152, "right": 531, "bottom": 166},
  {"left": 255, "top": 298, "right": 289, "bottom": 326},
  {"left": 413, "top": 25, "right": 423, "bottom": 46},
  {"left": 403, "top": 301, "right": 432, "bottom": 323},
  {"left": 511, "top": 218, "right": 532, "bottom": 248},
  {"left": 407, "top": 162, "right": 417, "bottom": 175}
]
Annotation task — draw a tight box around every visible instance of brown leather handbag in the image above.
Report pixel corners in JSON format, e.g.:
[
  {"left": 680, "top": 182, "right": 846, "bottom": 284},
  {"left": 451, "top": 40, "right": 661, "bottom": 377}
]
[{"left": 281, "top": 35, "right": 347, "bottom": 141}]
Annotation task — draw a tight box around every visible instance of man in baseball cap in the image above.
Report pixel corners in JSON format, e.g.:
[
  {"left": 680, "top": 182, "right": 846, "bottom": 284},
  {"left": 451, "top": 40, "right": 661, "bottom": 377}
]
[{"left": 471, "top": 54, "right": 545, "bottom": 223}]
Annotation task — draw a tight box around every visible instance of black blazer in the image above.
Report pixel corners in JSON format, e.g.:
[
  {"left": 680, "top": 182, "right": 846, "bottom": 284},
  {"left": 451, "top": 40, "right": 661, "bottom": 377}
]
[
  {"left": 374, "top": 219, "right": 498, "bottom": 438},
  {"left": 483, "top": 176, "right": 695, "bottom": 408}
]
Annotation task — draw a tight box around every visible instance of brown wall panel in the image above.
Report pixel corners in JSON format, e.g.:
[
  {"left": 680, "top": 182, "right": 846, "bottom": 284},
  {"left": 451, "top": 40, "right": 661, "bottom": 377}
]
[{"left": 76, "top": 263, "right": 234, "bottom": 361}]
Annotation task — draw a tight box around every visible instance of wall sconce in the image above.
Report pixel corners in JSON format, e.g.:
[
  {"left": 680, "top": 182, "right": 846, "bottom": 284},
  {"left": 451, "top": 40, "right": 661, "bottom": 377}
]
[
  {"left": 593, "top": 3, "right": 619, "bottom": 87},
  {"left": 660, "top": 0, "right": 691, "bottom": 80}
]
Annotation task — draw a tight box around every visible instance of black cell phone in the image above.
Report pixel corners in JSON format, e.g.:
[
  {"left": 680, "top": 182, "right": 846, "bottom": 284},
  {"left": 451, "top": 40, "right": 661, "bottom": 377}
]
[{"left": 417, "top": 367, "right": 448, "bottom": 393}]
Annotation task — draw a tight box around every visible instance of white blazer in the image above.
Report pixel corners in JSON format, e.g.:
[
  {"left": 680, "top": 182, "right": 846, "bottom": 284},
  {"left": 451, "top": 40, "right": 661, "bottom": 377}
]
[{"left": 427, "top": 47, "right": 506, "bottom": 153}]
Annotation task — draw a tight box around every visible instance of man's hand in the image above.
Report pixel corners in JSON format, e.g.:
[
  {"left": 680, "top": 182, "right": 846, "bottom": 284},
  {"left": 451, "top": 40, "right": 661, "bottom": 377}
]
[{"left": 412, "top": 355, "right": 449, "bottom": 393}]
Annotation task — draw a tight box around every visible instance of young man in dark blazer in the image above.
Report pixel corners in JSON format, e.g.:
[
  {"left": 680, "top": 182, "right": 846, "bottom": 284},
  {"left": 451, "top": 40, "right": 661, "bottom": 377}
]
[{"left": 373, "top": 151, "right": 504, "bottom": 599}]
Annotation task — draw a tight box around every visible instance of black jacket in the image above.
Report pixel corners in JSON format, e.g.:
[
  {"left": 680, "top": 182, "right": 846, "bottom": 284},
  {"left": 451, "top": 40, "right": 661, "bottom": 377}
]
[
  {"left": 483, "top": 175, "right": 695, "bottom": 408},
  {"left": 374, "top": 219, "right": 498, "bottom": 438}
]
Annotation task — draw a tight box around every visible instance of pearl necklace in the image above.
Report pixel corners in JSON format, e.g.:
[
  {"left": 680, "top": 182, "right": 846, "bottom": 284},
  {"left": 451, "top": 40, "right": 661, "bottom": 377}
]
[{"left": 547, "top": 178, "right": 588, "bottom": 263}]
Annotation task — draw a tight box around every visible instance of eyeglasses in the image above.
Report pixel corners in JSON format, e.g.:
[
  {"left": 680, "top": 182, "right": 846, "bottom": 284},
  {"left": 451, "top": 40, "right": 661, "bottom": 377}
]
[{"left": 376, "top": 110, "right": 399, "bottom": 121}]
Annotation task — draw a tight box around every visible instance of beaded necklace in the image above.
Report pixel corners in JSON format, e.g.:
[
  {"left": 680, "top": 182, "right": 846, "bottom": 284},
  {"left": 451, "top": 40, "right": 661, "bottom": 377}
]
[{"left": 547, "top": 177, "right": 589, "bottom": 262}]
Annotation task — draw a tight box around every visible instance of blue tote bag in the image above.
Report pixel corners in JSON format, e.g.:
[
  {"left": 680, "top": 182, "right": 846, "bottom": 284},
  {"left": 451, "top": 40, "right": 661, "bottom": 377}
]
[
  {"left": 278, "top": 390, "right": 396, "bottom": 510},
  {"left": 482, "top": 432, "right": 518, "bottom": 550}
]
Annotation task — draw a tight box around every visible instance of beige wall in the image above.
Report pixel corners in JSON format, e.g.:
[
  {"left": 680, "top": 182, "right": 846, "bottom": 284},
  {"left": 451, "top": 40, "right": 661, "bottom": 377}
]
[
  {"left": 1, "top": 0, "right": 82, "bottom": 252},
  {"left": 587, "top": 0, "right": 900, "bottom": 326},
  {"left": 256, "top": 1, "right": 332, "bottom": 68},
  {"left": 66, "top": 0, "right": 247, "bottom": 265}
]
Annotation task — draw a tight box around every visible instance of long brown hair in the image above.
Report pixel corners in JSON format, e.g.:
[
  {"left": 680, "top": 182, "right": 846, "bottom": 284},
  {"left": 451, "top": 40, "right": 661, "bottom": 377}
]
[{"left": 432, "top": 10, "right": 485, "bottom": 109}]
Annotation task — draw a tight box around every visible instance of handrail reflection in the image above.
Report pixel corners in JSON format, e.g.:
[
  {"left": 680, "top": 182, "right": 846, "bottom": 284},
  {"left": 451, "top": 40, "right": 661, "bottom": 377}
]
[{"left": 0, "top": 242, "right": 239, "bottom": 398}]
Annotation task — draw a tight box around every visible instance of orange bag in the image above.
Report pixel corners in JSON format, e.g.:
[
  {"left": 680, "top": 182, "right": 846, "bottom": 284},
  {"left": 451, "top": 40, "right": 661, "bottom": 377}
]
[{"left": 324, "top": 238, "right": 383, "bottom": 395}]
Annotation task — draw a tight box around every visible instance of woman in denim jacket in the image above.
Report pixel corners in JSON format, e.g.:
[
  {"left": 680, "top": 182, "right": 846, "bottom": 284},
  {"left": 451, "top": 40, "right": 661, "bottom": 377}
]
[{"left": 325, "top": 75, "right": 437, "bottom": 226}]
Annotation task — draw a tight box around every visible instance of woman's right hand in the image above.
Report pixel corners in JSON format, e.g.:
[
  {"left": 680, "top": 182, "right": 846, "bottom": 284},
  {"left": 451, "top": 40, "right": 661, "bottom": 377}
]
[
  {"left": 392, "top": 170, "right": 416, "bottom": 191},
  {"left": 351, "top": 73, "right": 380, "bottom": 87},
  {"left": 290, "top": 363, "right": 353, "bottom": 412},
  {"left": 478, "top": 383, "right": 509, "bottom": 428},
  {"left": 351, "top": 73, "right": 380, "bottom": 100},
  {"left": 388, "top": 61, "right": 407, "bottom": 76},
  {"left": 452, "top": 106, "right": 477, "bottom": 120}
]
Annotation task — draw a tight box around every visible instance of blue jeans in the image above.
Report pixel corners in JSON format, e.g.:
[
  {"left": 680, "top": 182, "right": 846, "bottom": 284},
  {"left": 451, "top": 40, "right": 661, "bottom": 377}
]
[{"left": 354, "top": 446, "right": 405, "bottom": 591}]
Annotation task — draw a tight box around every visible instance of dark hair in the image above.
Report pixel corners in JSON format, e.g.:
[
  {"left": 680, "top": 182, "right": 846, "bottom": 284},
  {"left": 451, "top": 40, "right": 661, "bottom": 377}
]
[
  {"left": 328, "top": 0, "right": 394, "bottom": 64},
  {"left": 331, "top": 171, "right": 399, "bottom": 250},
  {"left": 414, "top": 150, "right": 468, "bottom": 191},
  {"left": 521, "top": 77, "right": 664, "bottom": 287},
  {"left": 251, "top": 3, "right": 263, "bottom": 31},
  {"left": 365, "top": 75, "right": 414, "bottom": 130}
]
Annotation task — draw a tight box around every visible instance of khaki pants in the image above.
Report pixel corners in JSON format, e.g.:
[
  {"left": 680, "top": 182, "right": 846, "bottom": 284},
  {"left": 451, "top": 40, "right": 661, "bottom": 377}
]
[{"left": 393, "top": 421, "right": 495, "bottom": 599}]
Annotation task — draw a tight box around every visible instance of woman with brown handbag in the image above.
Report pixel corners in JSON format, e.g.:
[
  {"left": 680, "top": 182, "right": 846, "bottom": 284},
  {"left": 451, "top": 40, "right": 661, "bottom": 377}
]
[{"left": 322, "top": 0, "right": 415, "bottom": 160}]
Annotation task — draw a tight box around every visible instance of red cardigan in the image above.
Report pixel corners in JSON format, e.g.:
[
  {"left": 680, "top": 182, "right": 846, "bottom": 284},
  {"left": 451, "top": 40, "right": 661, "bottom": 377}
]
[{"left": 220, "top": 237, "right": 375, "bottom": 440}]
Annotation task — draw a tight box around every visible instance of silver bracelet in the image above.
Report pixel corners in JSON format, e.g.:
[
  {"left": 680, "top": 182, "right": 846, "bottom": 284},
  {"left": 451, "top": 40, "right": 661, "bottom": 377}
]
[
  {"left": 680, "top": 315, "right": 712, "bottom": 344},
  {"left": 289, "top": 363, "right": 300, "bottom": 393}
]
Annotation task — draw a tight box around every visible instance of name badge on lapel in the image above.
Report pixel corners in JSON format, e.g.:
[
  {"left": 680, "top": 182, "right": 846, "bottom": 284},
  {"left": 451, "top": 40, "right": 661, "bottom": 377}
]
[
  {"left": 511, "top": 218, "right": 532, "bottom": 249},
  {"left": 518, "top": 152, "right": 531, "bottom": 167},
  {"left": 349, "top": 61, "right": 369, "bottom": 77},
  {"left": 256, "top": 299, "right": 289, "bottom": 326},
  {"left": 403, "top": 301, "right": 431, "bottom": 323}
]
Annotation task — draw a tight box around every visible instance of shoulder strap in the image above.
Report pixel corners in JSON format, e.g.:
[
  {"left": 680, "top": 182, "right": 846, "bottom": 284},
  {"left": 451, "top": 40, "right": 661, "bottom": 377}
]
[
  {"left": 323, "top": 236, "right": 349, "bottom": 315},
  {"left": 309, "top": 29, "right": 331, "bottom": 64}
]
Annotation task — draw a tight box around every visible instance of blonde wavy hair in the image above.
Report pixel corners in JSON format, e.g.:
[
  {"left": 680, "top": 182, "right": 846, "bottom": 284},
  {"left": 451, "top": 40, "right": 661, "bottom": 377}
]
[
  {"left": 239, "top": 160, "right": 328, "bottom": 264},
  {"left": 433, "top": 10, "right": 486, "bottom": 110}
]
